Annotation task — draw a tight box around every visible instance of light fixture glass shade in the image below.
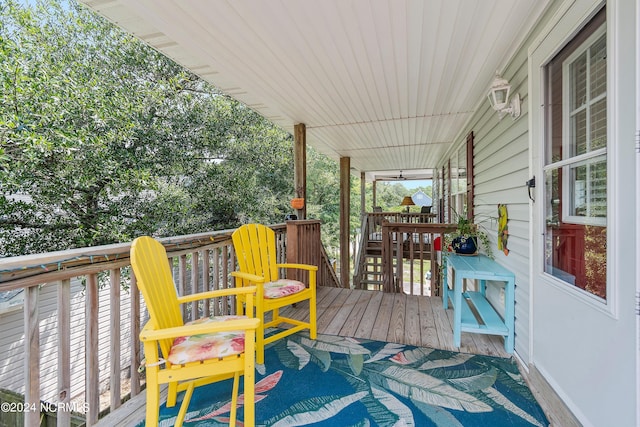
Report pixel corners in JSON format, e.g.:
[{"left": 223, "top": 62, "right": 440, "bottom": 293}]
[
  {"left": 487, "top": 73, "right": 521, "bottom": 119},
  {"left": 400, "top": 196, "right": 415, "bottom": 206},
  {"left": 487, "top": 74, "right": 511, "bottom": 111}
]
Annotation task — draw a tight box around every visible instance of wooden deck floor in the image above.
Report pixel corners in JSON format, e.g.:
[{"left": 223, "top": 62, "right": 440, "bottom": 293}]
[
  {"left": 96, "top": 286, "right": 512, "bottom": 426},
  {"left": 281, "top": 286, "right": 510, "bottom": 358}
]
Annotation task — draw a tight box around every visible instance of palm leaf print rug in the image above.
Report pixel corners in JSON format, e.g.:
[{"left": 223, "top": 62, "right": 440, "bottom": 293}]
[{"left": 150, "top": 330, "right": 548, "bottom": 426}]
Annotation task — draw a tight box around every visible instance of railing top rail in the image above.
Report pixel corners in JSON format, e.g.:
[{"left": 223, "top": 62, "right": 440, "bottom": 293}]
[
  {"left": 381, "top": 222, "right": 458, "bottom": 234},
  {"left": 0, "top": 223, "right": 288, "bottom": 290}
]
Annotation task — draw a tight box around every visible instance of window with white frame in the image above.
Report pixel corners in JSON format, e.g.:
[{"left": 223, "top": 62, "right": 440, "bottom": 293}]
[{"left": 543, "top": 7, "right": 606, "bottom": 300}]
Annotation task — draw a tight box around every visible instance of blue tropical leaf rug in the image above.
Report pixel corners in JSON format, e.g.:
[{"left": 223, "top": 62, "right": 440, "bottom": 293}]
[{"left": 151, "top": 330, "right": 548, "bottom": 426}]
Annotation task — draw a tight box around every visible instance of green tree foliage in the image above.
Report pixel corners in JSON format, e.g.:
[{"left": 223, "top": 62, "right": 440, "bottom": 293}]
[
  {"left": 306, "top": 147, "right": 341, "bottom": 255},
  {"left": 0, "top": 0, "right": 295, "bottom": 255}
]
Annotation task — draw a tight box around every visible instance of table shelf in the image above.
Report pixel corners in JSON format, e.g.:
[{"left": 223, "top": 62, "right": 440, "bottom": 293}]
[{"left": 443, "top": 254, "right": 515, "bottom": 353}]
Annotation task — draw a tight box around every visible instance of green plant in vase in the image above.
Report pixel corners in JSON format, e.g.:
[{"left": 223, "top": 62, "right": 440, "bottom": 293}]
[{"left": 445, "top": 209, "right": 494, "bottom": 258}]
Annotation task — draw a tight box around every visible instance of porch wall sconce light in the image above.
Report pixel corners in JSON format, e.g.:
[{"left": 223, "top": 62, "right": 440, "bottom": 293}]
[
  {"left": 400, "top": 196, "right": 415, "bottom": 213},
  {"left": 487, "top": 73, "right": 521, "bottom": 120}
]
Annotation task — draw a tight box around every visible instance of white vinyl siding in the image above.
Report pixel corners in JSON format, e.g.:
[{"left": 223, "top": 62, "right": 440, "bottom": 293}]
[{"left": 438, "top": 62, "right": 532, "bottom": 365}]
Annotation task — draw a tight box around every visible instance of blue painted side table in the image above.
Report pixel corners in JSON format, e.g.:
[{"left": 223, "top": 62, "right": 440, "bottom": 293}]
[{"left": 442, "top": 253, "right": 515, "bottom": 353}]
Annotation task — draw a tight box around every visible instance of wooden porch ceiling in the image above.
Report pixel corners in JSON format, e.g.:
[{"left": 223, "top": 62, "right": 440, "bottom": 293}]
[{"left": 78, "top": 0, "right": 550, "bottom": 180}]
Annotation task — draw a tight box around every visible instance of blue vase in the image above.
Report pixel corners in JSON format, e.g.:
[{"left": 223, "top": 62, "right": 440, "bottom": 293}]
[{"left": 452, "top": 236, "right": 478, "bottom": 255}]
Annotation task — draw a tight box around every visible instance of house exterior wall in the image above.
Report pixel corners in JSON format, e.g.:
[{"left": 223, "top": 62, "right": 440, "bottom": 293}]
[
  {"left": 527, "top": 1, "right": 638, "bottom": 426},
  {"left": 439, "top": 0, "right": 638, "bottom": 425},
  {"left": 438, "top": 1, "right": 556, "bottom": 366},
  {"left": 0, "top": 278, "right": 141, "bottom": 403}
]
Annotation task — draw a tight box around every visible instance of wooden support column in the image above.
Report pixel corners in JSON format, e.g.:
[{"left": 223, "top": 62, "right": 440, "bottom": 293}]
[
  {"left": 372, "top": 180, "right": 377, "bottom": 208},
  {"left": 360, "top": 171, "right": 366, "bottom": 216},
  {"left": 294, "top": 123, "right": 307, "bottom": 219},
  {"left": 340, "top": 157, "right": 350, "bottom": 288}
]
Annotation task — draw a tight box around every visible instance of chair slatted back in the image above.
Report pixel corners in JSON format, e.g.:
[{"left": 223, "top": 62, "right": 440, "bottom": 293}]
[
  {"left": 131, "top": 236, "right": 183, "bottom": 357},
  {"left": 232, "top": 224, "right": 278, "bottom": 283}
]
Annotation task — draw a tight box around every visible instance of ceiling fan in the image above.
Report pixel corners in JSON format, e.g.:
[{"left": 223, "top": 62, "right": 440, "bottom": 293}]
[{"left": 377, "top": 171, "right": 408, "bottom": 180}]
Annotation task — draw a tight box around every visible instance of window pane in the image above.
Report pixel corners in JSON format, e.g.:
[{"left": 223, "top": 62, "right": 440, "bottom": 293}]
[
  {"left": 570, "top": 52, "right": 587, "bottom": 110},
  {"left": 589, "top": 34, "right": 606, "bottom": 98},
  {"left": 590, "top": 98, "right": 607, "bottom": 150},
  {"left": 545, "top": 168, "right": 561, "bottom": 227},
  {"left": 545, "top": 165, "right": 607, "bottom": 299},
  {"left": 570, "top": 109, "right": 587, "bottom": 156},
  {"left": 568, "top": 156, "right": 606, "bottom": 220},
  {"left": 589, "top": 157, "right": 607, "bottom": 218},
  {"left": 569, "top": 164, "right": 587, "bottom": 217}
]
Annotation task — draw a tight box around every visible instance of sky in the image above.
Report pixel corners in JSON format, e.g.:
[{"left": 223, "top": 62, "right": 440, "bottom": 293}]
[{"left": 403, "top": 180, "right": 432, "bottom": 190}]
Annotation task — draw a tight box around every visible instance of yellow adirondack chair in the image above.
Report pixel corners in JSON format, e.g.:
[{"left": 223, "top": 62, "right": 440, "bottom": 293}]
[
  {"left": 130, "top": 236, "right": 260, "bottom": 427},
  {"left": 231, "top": 223, "right": 318, "bottom": 364}
]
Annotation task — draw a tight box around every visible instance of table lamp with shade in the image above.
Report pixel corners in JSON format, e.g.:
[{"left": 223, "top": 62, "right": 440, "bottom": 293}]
[{"left": 400, "top": 196, "right": 415, "bottom": 213}]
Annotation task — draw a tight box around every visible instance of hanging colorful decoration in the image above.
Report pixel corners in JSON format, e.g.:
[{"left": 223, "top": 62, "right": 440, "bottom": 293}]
[
  {"left": 498, "top": 204, "right": 509, "bottom": 256},
  {"left": 290, "top": 198, "right": 305, "bottom": 210}
]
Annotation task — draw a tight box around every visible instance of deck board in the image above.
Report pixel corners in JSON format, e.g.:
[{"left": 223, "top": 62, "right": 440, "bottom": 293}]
[
  {"left": 354, "top": 290, "right": 383, "bottom": 339},
  {"left": 418, "top": 296, "right": 439, "bottom": 348},
  {"left": 339, "top": 289, "right": 373, "bottom": 337},
  {"left": 317, "top": 287, "right": 350, "bottom": 333},
  {"left": 325, "top": 289, "right": 361, "bottom": 335},
  {"left": 370, "top": 290, "right": 394, "bottom": 342},
  {"left": 404, "top": 295, "right": 421, "bottom": 346},
  {"left": 386, "top": 293, "right": 406, "bottom": 344},
  {"left": 306, "top": 287, "right": 510, "bottom": 357}
]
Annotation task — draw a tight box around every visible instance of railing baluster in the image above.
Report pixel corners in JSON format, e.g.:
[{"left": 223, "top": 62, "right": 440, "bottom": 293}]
[
  {"left": 419, "top": 232, "right": 425, "bottom": 296},
  {"left": 85, "top": 273, "right": 99, "bottom": 425},
  {"left": 24, "top": 285, "right": 40, "bottom": 427},
  {"left": 222, "top": 246, "right": 229, "bottom": 315},
  {"left": 130, "top": 272, "right": 141, "bottom": 397},
  {"left": 202, "top": 249, "right": 210, "bottom": 317},
  {"left": 58, "top": 279, "right": 71, "bottom": 426},
  {"left": 179, "top": 254, "right": 187, "bottom": 321},
  {"left": 191, "top": 251, "right": 199, "bottom": 320},
  {"left": 211, "top": 247, "right": 220, "bottom": 315},
  {"left": 109, "top": 269, "right": 121, "bottom": 411}
]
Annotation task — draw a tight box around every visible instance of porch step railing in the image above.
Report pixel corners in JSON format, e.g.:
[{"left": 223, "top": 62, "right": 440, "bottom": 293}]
[
  {"left": 0, "top": 221, "right": 333, "bottom": 426},
  {"left": 381, "top": 221, "right": 457, "bottom": 296},
  {"left": 354, "top": 212, "right": 457, "bottom": 296}
]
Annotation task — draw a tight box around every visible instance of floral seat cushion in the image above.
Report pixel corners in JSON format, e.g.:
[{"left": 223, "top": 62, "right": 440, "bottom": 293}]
[
  {"left": 168, "top": 315, "right": 247, "bottom": 365},
  {"left": 264, "top": 279, "right": 306, "bottom": 299}
]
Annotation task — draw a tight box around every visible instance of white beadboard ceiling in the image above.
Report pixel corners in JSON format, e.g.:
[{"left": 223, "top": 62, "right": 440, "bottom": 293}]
[{"left": 78, "top": 0, "right": 549, "bottom": 182}]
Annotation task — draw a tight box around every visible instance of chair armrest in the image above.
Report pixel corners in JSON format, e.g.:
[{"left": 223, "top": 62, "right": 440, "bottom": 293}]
[
  {"left": 140, "top": 317, "right": 261, "bottom": 342},
  {"left": 176, "top": 286, "right": 257, "bottom": 304},
  {"left": 231, "top": 271, "right": 266, "bottom": 283},
  {"left": 276, "top": 263, "right": 319, "bottom": 272}
]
